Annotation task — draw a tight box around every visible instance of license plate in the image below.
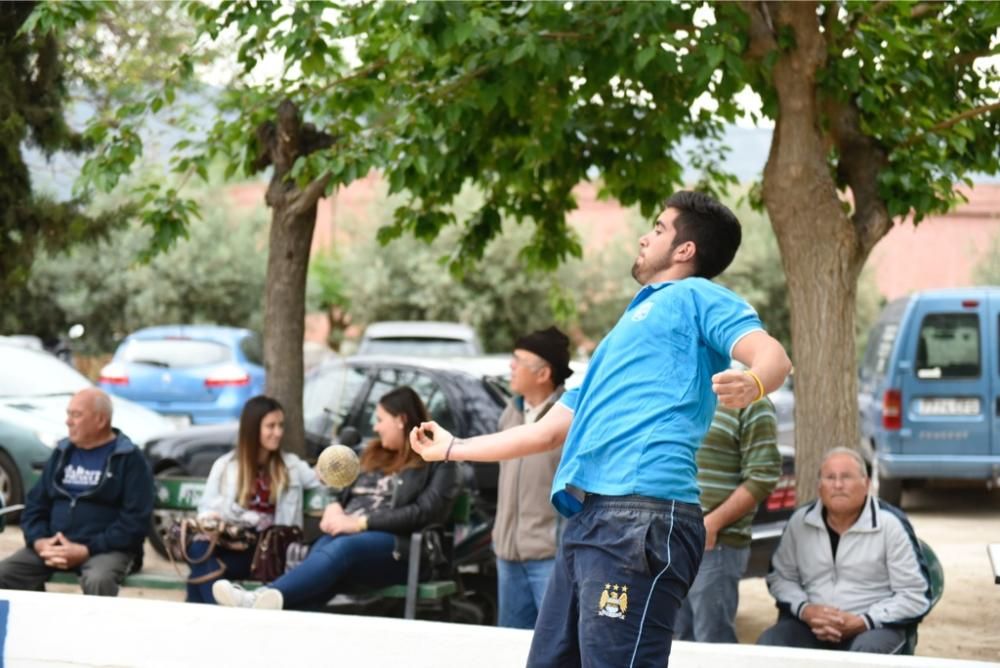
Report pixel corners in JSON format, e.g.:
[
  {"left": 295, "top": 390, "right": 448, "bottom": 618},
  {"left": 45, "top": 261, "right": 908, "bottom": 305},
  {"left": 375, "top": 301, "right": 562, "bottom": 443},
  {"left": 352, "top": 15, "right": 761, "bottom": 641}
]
[
  {"left": 164, "top": 414, "right": 192, "bottom": 428},
  {"left": 914, "top": 397, "right": 980, "bottom": 416}
]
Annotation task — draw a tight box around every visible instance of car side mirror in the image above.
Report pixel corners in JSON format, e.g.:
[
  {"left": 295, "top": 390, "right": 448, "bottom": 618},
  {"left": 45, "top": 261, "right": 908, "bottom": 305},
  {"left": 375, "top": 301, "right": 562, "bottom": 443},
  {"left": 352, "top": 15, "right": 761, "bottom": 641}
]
[{"left": 337, "top": 426, "right": 362, "bottom": 449}]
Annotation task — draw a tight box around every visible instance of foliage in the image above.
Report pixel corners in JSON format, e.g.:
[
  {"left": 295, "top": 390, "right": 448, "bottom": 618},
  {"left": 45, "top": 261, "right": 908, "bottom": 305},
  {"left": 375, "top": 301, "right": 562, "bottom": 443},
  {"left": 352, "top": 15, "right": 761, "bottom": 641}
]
[
  {"left": 0, "top": 1, "right": 121, "bottom": 289},
  {"left": 306, "top": 248, "right": 351, "bottom": 315},
  {"left": 27, "top": 1, "right": 999, "bottom": 473},
  {"left": 1, "top": 198, "right": 268, "bottom": 354},
  {"left": 809, "top": 2, "right": 1000, "bottom": 222},
  {"left": 29, "top": 2, "right": 994, "bottom": 271},
  {"left": 313, "top": 186, "right": 884, "bottom": 357}
]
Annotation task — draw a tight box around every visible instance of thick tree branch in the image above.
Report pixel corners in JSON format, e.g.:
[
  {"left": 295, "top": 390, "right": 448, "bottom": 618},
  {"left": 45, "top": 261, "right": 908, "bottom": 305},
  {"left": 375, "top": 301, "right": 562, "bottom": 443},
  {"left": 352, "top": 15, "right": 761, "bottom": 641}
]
[
  {"left": 742, "top": 1, "right": 777, "bottom": 60},
  {"left": 289, "top": 173, "right": 332, "bottom": 218},
  {"left": 900, "top": 101, "right": 1000, "bottom": 147},
  {"left": 824, "top": 97, "right": 892, "bottom": 256}
]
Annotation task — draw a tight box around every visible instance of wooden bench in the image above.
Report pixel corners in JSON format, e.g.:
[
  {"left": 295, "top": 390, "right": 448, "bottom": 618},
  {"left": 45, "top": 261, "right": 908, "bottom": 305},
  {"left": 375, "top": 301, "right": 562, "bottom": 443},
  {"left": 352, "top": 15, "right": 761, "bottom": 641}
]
[{"left": 988, "top": 543, "right": 1000, "bottom": 585}]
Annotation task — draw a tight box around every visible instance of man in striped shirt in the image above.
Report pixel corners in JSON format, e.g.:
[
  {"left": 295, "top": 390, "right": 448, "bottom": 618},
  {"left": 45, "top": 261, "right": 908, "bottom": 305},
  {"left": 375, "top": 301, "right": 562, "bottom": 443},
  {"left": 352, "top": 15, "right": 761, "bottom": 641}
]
[{"left": 675, "top": 399, "right": 780, "bottom": 643}]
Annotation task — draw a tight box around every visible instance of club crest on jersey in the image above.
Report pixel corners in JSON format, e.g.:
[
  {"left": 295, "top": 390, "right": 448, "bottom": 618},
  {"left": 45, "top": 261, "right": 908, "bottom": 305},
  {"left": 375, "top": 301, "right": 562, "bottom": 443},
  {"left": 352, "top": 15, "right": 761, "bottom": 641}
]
[
  {"left": 598, "top": 583, "right": 628, "bottom": 620},
  {"left": 631, "top": 302, "right": 653, "bottom": 322}
]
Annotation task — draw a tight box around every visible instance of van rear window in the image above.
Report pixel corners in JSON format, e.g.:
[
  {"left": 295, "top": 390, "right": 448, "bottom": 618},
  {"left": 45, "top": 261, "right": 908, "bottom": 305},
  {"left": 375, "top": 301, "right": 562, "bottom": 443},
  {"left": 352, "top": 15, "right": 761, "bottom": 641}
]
[{"left": 915, "top": 313, "right": 980, "bottom": 379}]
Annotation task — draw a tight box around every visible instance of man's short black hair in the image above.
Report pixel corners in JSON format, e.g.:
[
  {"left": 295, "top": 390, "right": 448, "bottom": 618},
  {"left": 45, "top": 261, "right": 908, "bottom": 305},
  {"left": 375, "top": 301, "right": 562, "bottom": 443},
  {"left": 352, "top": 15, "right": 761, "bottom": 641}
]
[{"left": 663, "top": 191, "right": 742, "bottom": 279}]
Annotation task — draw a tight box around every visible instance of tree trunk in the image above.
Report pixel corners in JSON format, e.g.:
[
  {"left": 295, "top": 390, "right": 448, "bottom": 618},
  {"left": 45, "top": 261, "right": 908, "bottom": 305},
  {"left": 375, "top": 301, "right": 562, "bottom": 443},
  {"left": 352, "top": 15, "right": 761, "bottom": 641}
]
[
  {"left": 761, "top": 2, "right": 867, "bottom": 502},
  {"left": 256, "top": 100, "right": 333, "bottom": 458},
  {"left": 263, "top": 203, "right": 316, "bottom": 457}
]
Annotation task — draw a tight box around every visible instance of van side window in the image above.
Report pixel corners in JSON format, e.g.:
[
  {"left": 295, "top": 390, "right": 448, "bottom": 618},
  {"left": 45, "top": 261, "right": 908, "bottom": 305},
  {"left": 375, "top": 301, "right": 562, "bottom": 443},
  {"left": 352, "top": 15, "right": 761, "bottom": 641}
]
[
  {"left": 862, "top": 322, "right": 899, "bottom": 380},
  {"left": 915, "top": 313, "right": 980, "bottom": 379}
]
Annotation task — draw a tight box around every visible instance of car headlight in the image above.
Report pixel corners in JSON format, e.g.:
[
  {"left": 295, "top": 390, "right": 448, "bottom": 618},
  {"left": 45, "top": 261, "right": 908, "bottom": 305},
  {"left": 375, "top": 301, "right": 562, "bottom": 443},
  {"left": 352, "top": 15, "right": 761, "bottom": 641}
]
[{"left": 34, "top": 431, "right": 62, "bottom": 449}]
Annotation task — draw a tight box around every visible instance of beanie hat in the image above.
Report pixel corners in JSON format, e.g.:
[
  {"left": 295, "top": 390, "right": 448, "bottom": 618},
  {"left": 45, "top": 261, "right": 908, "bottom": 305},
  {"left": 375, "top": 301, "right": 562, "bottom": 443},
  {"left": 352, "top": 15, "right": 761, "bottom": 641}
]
[{"left": 514, "top": 326, "right": 574, "bottom": 387}]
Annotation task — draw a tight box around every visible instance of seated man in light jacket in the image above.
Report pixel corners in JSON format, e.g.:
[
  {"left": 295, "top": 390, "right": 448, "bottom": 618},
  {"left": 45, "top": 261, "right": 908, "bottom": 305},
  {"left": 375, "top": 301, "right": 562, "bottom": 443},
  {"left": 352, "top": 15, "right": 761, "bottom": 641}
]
[{"left": 758, "top": 447, "right": 931, "bottom": 654}]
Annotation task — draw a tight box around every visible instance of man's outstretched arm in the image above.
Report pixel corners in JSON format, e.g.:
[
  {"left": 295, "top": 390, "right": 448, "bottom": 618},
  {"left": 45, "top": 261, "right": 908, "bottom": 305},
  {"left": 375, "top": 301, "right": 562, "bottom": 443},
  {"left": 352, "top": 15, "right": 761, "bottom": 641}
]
[{"left": 411, "top": 403, "right": 573, "bottom": 463}]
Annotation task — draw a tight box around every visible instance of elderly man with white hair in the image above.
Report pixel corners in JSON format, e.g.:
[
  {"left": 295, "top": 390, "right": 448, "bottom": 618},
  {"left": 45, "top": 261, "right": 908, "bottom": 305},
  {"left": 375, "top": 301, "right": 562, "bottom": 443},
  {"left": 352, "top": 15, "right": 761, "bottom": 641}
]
[
  {"left": 0, "top": 388, "right": 154, "bottom": 596},
  {"left": 758, "top": 447, "right": 932, "bottom": 654}
]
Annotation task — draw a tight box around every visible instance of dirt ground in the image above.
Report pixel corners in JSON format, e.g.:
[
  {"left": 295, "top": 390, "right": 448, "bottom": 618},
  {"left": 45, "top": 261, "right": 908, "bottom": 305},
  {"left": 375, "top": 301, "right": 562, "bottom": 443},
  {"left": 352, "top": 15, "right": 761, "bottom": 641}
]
[
  {"left": 735, "top": 483, "right": 1000, "bottom": 662},
  {"left": 2, "top": 483, "right": 998, "bottom": 662}
]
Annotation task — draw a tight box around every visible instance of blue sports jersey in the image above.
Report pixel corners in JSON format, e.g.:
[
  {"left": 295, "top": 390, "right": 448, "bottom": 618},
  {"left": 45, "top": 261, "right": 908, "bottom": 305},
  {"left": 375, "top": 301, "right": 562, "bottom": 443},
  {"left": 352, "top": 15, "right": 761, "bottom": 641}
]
[{"left": 552, "top": 278, "right": 763, "bottom": 516}]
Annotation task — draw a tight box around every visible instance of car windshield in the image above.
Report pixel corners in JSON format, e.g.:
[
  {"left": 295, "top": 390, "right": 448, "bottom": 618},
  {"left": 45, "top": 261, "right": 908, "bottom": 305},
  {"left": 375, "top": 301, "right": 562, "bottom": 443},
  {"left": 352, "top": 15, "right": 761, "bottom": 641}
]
[
  {"left": 303, "top": 360, "right": 367, "bottom": 436},
  {"left": 118, "top": 339, "right": 233, "bottom": 368},
  {"left": 359, "top": 338, "right": 476, "bottom": 357},
  {"left": 0, "top": 346, "right": 92, "bottom": 397}
]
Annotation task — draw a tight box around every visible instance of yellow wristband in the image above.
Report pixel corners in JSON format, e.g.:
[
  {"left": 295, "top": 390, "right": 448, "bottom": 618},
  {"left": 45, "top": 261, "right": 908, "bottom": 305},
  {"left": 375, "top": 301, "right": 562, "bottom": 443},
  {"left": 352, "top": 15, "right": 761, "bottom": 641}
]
[
  {"left": 357, "top": 515, "right": 368, "bottom": 532},
  {"left": 744, "top": 370, "right": 766, "bottom": 402}
]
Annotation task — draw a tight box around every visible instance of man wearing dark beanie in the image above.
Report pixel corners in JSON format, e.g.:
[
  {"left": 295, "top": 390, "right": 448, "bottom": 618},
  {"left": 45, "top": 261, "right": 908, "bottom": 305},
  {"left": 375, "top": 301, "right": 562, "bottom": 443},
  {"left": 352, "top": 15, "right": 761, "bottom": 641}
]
[{"left": 494, "top": 326, "right": 573, "bottom": 629}]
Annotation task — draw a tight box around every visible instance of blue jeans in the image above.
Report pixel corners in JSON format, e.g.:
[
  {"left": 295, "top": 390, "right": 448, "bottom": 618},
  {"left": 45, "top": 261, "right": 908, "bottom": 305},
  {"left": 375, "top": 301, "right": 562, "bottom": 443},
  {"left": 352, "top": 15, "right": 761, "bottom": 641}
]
[
  {"left": 527, "top": 495, "right": 705, "bottom": 668},
  {"left": 186, "top": 541, "right": 256, "bottom": 604},
  {"left": 268, "top": 531, "right": 407, "bottom": 610},
  {"left": 497, "top": 557, "right": 555, "bottom": 629},
  {"left": 674, "top": 543, "right": 749, "bottom": 643}
]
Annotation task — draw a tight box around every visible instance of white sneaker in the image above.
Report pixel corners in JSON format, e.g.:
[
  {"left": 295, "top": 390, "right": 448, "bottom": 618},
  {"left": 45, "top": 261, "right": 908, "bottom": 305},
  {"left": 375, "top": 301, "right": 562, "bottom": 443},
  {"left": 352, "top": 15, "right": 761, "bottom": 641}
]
[
  {"left": 212, "top": 580, "right": 284, "bottom": 610},
  {"left": 253, "top": 588, "right": 283, "bottom": 610},
  {"left": 212, "top": 580, "right": 256, "bottom": 608}
]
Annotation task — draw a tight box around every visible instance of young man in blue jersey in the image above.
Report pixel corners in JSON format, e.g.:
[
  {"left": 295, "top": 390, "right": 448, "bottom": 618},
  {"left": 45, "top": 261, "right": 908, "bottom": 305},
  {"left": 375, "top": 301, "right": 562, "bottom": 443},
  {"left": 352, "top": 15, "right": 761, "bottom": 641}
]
[{"left": 411, "top": 191, "right": 792, "bottom": 667}]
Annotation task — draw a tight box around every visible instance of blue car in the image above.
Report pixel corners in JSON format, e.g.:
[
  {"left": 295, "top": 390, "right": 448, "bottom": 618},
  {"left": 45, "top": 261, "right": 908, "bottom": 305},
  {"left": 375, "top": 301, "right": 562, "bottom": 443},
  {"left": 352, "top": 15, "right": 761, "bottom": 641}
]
[{"left": 99, "top": 325, "right": 265, "bottom": 426}]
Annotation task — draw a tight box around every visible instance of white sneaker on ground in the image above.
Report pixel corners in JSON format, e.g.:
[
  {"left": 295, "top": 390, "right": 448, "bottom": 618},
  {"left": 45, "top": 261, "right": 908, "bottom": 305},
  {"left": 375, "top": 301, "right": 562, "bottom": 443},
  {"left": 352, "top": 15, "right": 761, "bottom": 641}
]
[
  {"left": 253, "top": 588, "right": 283, "bottom": 610},
  {"left": 212, "top": 580, "right": 255, "bottom": 608},
  {"left": 212, "top": 580, "right": 284, "bottom": 610}
]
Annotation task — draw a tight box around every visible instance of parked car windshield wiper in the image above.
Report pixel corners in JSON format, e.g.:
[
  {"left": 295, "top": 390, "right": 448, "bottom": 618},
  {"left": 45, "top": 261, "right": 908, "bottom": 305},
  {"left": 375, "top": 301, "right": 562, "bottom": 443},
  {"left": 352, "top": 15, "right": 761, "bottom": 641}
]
[{"left": 129, "top": 359, "right": 171, "bottom": 368}]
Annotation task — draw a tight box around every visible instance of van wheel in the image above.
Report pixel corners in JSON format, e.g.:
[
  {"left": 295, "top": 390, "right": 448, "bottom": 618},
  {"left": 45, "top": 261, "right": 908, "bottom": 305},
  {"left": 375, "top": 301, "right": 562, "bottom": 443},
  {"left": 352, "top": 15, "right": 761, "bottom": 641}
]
[{"left": 878, "top": 475, "right": 903, "bottom": 506}]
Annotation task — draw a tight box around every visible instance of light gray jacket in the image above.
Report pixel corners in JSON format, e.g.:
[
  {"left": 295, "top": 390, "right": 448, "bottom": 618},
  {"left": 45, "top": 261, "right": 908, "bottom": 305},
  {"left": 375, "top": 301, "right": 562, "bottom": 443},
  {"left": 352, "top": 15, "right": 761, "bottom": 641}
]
[
  {"left": 766, "top": 495, "right": 931, "bottom": 630},
  {"left": 197, "top": 451, "right": 323, "bottom": 528}
]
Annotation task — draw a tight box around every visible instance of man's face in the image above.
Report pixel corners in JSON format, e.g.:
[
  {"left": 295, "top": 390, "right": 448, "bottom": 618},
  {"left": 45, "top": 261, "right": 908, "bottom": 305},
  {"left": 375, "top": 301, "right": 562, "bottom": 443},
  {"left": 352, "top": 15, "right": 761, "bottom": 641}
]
[
  {"left": 631, "top": 208, "right": 684, "bottom": 285},
  {"left": 65, "top": 392, "right": 109, "bottom": 448},
  {"left": 509, "top": 348, "right": 550, "bottom": 397},
  {"left": 818, "top": 453, "right": 870, "bottom": 516}
]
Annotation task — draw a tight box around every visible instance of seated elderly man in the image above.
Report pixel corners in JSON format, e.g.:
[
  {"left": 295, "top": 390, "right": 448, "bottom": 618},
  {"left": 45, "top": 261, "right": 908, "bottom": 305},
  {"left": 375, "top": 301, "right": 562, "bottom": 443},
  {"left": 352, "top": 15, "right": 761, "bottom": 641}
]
[
  {"left": 0, "top": 388, "right": 153, "bottom": 596},
  {"left": 757, "top": 447, "right": 931, "bottom": 654}
]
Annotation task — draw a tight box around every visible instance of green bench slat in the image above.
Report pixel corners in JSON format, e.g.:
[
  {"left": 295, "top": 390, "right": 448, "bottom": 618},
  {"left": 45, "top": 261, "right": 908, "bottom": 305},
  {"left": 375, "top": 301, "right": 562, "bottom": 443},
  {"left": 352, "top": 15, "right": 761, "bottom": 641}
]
[
  {"left": 50, "top": 571, "right": 188, "bottom": 591},
  {"left": 48, "top": 571, "right": 457, "bottom": 600},
  {"left": 370, "top": 581, "right": 457, "bottom": 599},
  {"left": 155, "top": 478, "right": 334, "bottom": 515}
]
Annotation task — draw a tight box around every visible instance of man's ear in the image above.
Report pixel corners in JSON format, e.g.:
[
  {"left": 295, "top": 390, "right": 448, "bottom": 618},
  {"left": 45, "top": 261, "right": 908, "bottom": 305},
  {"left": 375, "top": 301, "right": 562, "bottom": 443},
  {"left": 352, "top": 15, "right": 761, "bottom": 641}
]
[
  {"left": 538, "top": 364, "right": 553, "bottom": 385},
  {"left": 672, "top": 240, "right": 696, "bottom": 264}
]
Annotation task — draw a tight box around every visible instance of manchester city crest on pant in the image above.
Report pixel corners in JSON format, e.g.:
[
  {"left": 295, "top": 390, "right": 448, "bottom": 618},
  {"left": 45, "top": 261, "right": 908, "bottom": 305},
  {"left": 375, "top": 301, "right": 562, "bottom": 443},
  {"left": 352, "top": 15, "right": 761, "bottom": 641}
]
[{"left": 598, "top": 583, "right": 628, "bottom": 619}]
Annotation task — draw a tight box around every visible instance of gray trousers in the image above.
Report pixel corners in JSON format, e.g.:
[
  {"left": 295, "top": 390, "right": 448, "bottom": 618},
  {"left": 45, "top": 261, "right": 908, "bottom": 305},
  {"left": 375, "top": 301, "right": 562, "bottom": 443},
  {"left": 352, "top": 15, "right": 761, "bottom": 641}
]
[
  {"left": 675, "top": 544, "right": 750, "bottom": 643},
  {"left": 757, "top": 613, "right": 908, "bottom": 654},
  {"left": 0, "top": 546, "right": 133, "bottom": 596}
]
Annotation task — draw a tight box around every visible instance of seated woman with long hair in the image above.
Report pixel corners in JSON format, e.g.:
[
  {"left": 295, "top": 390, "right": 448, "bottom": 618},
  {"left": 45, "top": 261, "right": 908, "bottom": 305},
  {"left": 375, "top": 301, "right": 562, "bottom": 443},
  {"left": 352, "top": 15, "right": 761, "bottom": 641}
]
[
  {"left": 212, "top": 386, "right": 460, "bottom": 610},
  {"left": 187, "top": 395, "right": 323, "bottom": 603}
]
